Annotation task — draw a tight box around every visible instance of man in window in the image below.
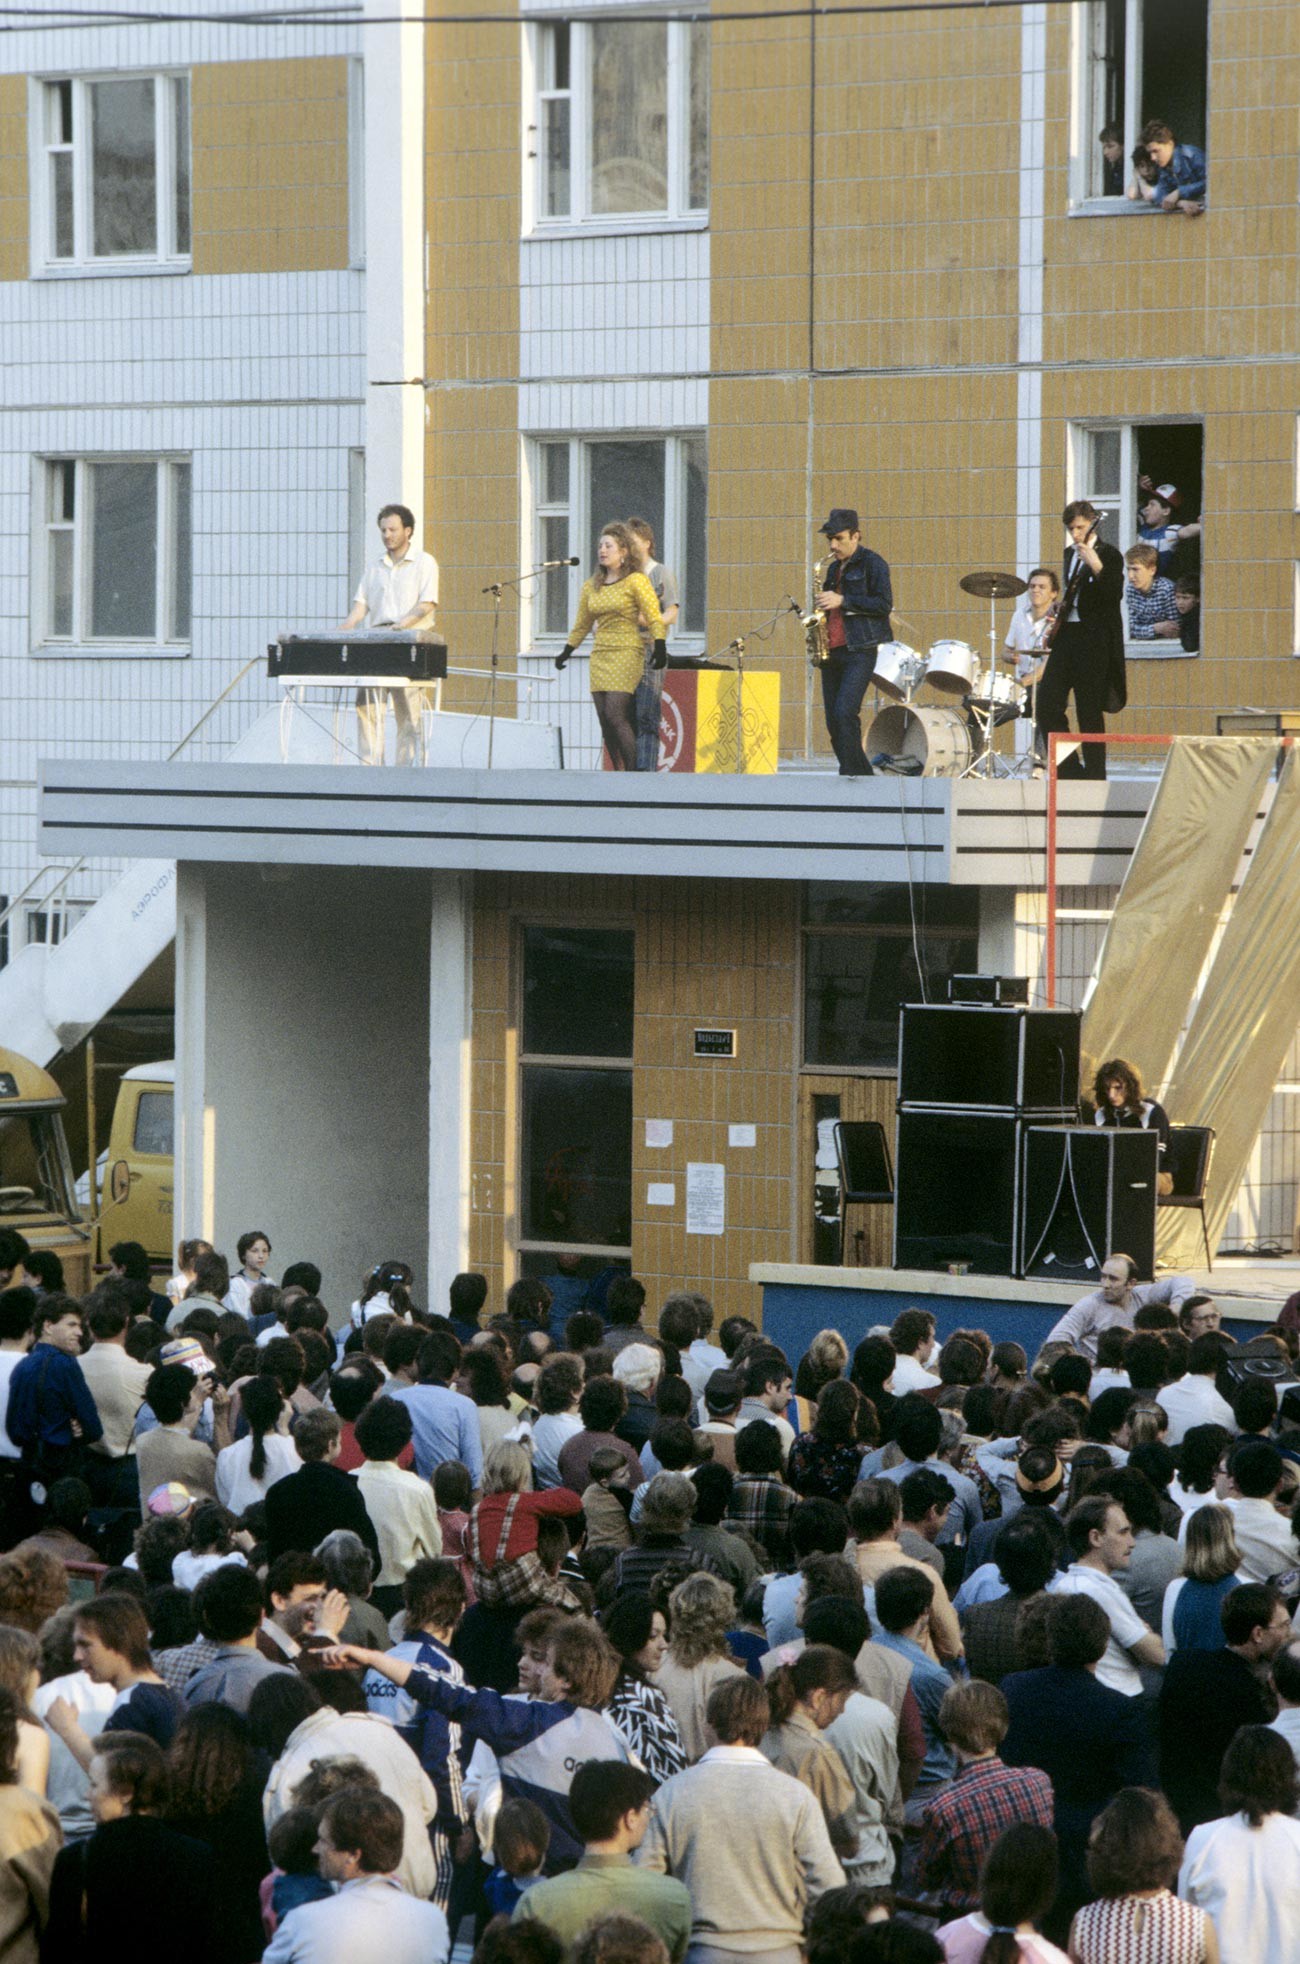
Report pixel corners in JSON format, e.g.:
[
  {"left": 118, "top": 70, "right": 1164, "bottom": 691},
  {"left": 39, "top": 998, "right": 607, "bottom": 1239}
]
[
  {"left": 814, "top": 507, "right": 893, "bottom": 778},
  {"left": 1141, "top": 120, "right": 1206, "bottom": 216},
  {"left": 339, "top": 504, "right": 439, "bottom": 767}
]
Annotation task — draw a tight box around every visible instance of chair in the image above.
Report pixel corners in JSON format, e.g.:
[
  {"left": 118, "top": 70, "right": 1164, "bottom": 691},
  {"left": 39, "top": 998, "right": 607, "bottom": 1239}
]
[
  {"left": 833, "top": 1120, "right": 894, "bottom": 1267},
  {"left": 1159, "top": 1123, "right": 1215, "bottom": 1270}
]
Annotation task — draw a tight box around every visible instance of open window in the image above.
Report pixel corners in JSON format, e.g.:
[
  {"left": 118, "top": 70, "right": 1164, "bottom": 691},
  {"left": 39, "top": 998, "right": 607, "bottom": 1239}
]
[
  {"left": 1070, "top": 421, "right": 1203, "bottom": 655},
  {"left": 1070, "top": 0, "right": 1208, "bottom": 209}
]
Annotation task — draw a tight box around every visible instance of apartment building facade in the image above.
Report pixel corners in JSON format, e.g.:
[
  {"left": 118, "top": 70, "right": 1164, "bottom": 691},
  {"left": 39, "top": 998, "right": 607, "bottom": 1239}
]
[{"left": 10, "top": 1, "right": 1300, "bottom": 1305}]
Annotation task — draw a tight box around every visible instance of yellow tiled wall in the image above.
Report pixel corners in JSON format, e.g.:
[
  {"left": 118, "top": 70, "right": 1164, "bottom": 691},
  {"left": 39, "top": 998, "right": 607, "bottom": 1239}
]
[
  {"left": 424, "top": 22, "right": 521, "bottom": 689},
  {"left": 0, "top": 75, "right": 28, "bottom": 282},
  {"left": 469, "top": 872, "right": 812, "bottom": 1322},
  {"left": 191, "top": 58, "right": 350, "bottom": 275}
]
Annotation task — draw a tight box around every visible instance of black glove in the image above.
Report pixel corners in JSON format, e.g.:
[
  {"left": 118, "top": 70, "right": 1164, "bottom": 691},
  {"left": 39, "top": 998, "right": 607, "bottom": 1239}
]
[
  {"left": 554, "top": 647, "right": 573, "bottom": 671},
  {"left": 651, "top": 639, "right": 668, "bottom": 671}
]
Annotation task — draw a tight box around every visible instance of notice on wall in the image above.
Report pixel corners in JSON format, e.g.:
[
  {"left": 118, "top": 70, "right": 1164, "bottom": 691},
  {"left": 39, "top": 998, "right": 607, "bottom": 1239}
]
[
  {"left": 647, "top": 1182, "right": 676, "bottom": 1208},
  {"left": 686, "top": 1162, "right": 726, "bottom": 1236},
  {"left": 645, "top": 1119, "right": 674, "bottom": 1149},
  {"left": 728, "top": 1123, "right": 757, "bottom": 1149}
]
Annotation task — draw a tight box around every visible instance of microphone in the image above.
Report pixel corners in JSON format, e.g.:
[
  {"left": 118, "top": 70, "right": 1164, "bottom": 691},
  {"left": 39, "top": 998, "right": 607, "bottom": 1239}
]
[{"left": 537, "top": 556, "right": 580, "bottom": 570}]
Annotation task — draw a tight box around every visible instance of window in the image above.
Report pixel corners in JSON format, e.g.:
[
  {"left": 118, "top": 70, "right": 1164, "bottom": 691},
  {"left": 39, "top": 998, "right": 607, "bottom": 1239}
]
[
  {"left": 1071, "top": 0, "right": 1208, "bottom": 207},
  {"left": 517, "top": 925, "right": 634, "bottom": 1259},
  {"left": 1069, "top": 422, "right": 1203, "bottom": 652},
  {"left": 25, "top": 900, "right": 88, "bottom": 946},
  {"left": 39, "top": 72, "right": 190, "bottom": 268},
  {"left": 37, "top": 456, "right": 193, "bottom": 650},
  {"left": 530, "top": 434, "right": 707, "bottom": 641},
  {"left": 132, "top": 1091, "right": 173, "bottom": 1157},
  {"left": 802, "top": 884, "right": 980, "bottom": 1071},
  {"left": 531, "top": 17, "right": 708, "bottom": 226}
]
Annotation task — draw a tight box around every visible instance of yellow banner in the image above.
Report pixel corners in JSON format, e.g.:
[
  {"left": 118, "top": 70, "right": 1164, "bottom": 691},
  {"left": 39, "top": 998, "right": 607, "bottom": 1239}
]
[{"left": 694, "top": 670, "right": 781, "bottom": 775}]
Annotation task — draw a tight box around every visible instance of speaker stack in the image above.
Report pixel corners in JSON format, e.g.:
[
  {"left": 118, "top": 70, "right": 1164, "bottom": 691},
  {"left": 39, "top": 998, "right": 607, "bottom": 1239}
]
[
  {"left": 1020, "top": 1126, "right": 1158, "bottom": 1284},
  {"left": 893, "top": 997, "right": 1080, "bottom": 1276}
]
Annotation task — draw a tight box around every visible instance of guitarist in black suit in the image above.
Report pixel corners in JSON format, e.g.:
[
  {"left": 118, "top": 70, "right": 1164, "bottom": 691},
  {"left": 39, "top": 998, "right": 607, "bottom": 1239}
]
[{"left": 1036, "top": 500, "right": 1127, "bottom": 780}]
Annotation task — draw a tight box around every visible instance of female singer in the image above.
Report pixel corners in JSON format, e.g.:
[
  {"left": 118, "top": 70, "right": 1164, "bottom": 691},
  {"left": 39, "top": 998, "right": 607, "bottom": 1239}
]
[{"left": 555, "top": 522, "right": 667, "bottom": 771}]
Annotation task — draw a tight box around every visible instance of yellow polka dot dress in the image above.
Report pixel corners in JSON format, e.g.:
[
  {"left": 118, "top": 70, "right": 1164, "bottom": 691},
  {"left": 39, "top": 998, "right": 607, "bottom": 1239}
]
[{"left": 566, "top": 572, "right": 667, "bottom": 694}]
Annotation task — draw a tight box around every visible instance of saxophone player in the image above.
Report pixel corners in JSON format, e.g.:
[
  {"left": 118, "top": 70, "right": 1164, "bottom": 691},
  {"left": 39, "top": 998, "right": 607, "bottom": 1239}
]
[{"left": 816, "top": 507, "right": 894, "bottom": 778}]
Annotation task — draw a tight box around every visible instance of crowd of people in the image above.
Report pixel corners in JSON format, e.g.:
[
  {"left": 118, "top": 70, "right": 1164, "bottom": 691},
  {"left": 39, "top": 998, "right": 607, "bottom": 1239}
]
[{"left": 0, "top": 1222, "right": 1298, "bottom": 1962}]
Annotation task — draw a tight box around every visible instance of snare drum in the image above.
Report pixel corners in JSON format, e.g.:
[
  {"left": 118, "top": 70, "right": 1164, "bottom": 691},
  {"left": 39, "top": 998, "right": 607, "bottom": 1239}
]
[
  {"left": 969, "top": 668, "right": 1023, "bottom": 712},
  {"left": 867, "top": 703, "right": 973, "bottom": 777},
  {"left": 927, "top": 639, "right": 978, "bottom": 694},
  {"left": 872, "top": 641, "right": 926, "bottom": 703}
]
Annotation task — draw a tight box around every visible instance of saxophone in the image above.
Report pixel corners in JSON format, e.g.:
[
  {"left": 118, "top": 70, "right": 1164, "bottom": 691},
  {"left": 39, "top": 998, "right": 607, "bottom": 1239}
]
[{"left": 802, "top": 554, "right": 832, "bottom": 668}]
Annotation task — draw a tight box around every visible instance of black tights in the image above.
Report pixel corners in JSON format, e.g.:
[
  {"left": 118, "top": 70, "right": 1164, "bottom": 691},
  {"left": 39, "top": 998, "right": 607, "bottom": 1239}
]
[{"left": 593, "top": 690, "right": 637, "bottom": 771}]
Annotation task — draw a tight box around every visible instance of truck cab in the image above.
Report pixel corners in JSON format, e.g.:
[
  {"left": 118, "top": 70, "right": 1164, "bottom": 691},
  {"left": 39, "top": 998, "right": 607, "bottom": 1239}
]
[
  {"left": 96, "top": 1061, "right": 174, "bottom": 1267},
  {"left": 0, "top": 1046, "right": 92, "bottom": 1294}
]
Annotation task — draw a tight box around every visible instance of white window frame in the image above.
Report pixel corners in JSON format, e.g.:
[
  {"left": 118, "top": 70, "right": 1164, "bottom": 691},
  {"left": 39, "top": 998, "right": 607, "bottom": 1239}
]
[
  {"left": 33, "top": 454, "right": 193, "bottom": 658},
  {"left": 1068, "top": 419, "right": 1202, "bottom": 658},
  {"left": 1293, "top": 562, "right": 1300, "bottom": 660},
  {"left": 1068, "top": 0, "right": 1210, "bottom": 214},
  {"left": 524, "top": 432, "right": 707, "bottom": 650},
  {"left": 32, "top": 70, "right": 191, "bottom": 274},
  {"left": 25, "top": 900, "right": 88, "bottom": 948},
  {"left": 525, "top": 16, "right": 708, "bottom": 233}
]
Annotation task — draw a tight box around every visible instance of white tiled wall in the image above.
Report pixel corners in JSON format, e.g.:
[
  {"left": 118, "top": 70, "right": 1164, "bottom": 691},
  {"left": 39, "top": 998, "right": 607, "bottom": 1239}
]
[{"left": 521, "top": 230, "right": 710, "bottom": 382}]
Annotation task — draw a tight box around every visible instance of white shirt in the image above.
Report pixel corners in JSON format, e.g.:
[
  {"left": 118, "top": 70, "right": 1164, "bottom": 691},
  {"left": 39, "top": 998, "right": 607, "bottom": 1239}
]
[
  {"left": 31, "top": 1670, "right": 114, "bottom": 1841},
  {"left": 1269, "top": 1704, "right": 1300, "bottom": 1774},
  {"left": 216, "top": 1431, "right": 302, "bottom": 1513},
  {"left": 262, "top": 1872, "right": 449, "bottom": 1964},
  {"left": 1180, "top": 1494, "right": 1300, "bottom": 1585},
  {"left": 225, "top": 1270, "right": 277, "bottom": 1319},
  {"left": 1052, "top": 1563, "right": 1150, "bottom": 1696},
  {"left": 1179, "top": 1809, "right": 1300, "bottom": 1964},
  {"left": 1156, "top": 1373, "right": 1237, "bottom": 1447},
  {"left": 355, "top": 549, "right": 439, "bottom": 627},
  {"left": 263, "top": 1708, "right": 439, "bottom": 1901},
  {"left": 531, "top": 1411, "right": 583, "bottom": 1489},
  {"left": 172, "top": 1548, "right": 247, "bottom": 1591},
  {"left": 890, "top": 1353, "right": 942, "bottom": 1396},
  {"left": 355, "top": 1457, "right": 443, "bottom": 1585},
  {"left": 682, "top": 1339, "right": 728, "bottom": 1409}
]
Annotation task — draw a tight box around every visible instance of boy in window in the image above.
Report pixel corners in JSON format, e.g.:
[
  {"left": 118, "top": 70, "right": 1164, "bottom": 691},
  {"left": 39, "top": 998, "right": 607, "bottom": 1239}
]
[
  {"left": 1141, "top": 120, "right": 1206, "bottom": 215},
  {"left": 1123, "top": 545, "right": 1180, "bottom": 641},
  {"left": 1126, "top": 144, "right": 1161, "bottom": 206},
  {"left": 1136, "top": 486, "right": 1193, "bottom": 577},
  {"left": 1098, "top": 124, "right": 1124, "bottom": 197},
  {"left": 1174, "top": 575, "right": 1200, "bottom": 654}
]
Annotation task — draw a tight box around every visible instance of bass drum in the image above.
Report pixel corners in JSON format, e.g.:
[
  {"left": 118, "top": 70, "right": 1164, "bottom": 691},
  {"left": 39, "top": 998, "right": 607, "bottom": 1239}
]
[
  {"left": 927, "top": 639, "right": 978, "bottom": 694},
  {"left": 868, "top": 703, "right": 973, "bottom": 777},
  {"left": 871, "top": 641, "right": 926, "bottom": 703}
]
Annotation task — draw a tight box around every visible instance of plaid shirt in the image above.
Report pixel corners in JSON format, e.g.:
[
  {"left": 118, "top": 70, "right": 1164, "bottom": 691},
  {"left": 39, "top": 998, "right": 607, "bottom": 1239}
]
[
  {"left": 915, "top": 1755, "right": 1054, "bottom": 1912},
  {"left": 962, "top": 1590, "right": 1042, "bottom": 1688},
  {"left": 1125, "top": 575, "right": 1179, "bottom": 638},
  {"left": 154, "top": 1635, "right": 221, "bottom": 1695},
  {"left": 726, "top": 1474, "right": 795, "bottom": 1565}
]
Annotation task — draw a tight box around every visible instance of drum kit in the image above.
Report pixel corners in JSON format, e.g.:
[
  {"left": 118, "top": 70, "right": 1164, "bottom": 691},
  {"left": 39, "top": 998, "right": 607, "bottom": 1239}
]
[{"left": 866, "top": 570, "right": 1041, "bottom": 779}]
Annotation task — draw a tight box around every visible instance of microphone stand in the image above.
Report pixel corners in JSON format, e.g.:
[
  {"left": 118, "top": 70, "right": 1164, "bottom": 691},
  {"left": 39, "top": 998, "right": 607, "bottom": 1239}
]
[
  {"left": 480, "top": 566, "right": 547, "bottom": 770},
  {"left": 700, "top": 599, "right": 795, "bottom": 773}
]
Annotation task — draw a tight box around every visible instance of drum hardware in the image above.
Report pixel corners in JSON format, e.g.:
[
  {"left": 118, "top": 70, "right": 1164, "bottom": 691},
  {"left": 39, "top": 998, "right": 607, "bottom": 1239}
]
[
  {"left": 872, "top": 640, "right": 929, "bottom": 703},
  {"left": 955, "top": 569, "right": 1034, "bottom": 780}
]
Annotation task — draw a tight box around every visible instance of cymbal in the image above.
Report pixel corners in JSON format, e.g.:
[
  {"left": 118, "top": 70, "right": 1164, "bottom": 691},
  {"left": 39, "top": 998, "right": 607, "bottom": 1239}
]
[{"left": 960, "top": 570, "right": 1027, "bottom": 600}]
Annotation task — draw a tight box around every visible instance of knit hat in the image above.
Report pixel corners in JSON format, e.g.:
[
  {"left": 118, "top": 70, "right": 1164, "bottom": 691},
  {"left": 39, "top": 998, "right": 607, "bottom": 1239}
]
[{"left": 160, "top": 1335, "right": 210, "bottom": 1378}]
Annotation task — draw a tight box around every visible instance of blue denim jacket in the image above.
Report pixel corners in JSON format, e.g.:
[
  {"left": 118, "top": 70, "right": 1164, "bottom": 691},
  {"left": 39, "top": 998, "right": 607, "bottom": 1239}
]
[
  {"left": 827, "top": 543, "right": 894, "bottom": 656},
  {"left": 1154, "top": 143, "right": 1206, "bottom": 203}
]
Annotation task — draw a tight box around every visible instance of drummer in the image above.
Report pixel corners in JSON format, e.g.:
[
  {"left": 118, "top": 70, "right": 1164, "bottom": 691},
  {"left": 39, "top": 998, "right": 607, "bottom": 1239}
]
[
  {"left": 1004, "top": 567, "right": 1060, "bottom": 681},
  {"left": 1004, "top": 567, "right": 1059, "bottom": 761}
]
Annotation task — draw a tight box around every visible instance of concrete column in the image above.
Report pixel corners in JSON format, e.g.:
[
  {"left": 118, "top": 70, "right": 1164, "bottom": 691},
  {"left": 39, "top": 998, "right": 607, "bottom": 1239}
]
[
  {"left": 174, "top": 862, "right": 209, "bottom": 1244},
  {"left": 427, "top": 873, "right": 473, "bottom": 1304},
  {"left": 363, "top": 0, "right": 426, "bottom": 535}
]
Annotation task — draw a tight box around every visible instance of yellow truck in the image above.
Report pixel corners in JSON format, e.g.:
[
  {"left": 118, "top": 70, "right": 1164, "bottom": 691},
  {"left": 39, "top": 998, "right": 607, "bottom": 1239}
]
[
  {"left": 0, "top": 1046, "right": 93, "bottom": 1294},
  {"left": 95, "top": 1061, "right": 174, "bottom": 1267}
]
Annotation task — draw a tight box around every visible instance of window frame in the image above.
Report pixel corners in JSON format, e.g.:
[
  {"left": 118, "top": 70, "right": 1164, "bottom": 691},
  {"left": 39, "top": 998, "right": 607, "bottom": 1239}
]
[
  {"left": 524, "top": 432, "right": 707, "bottom": 649},
  {"left": 800, "top": 886, "right": 982, "bottom": 1077},
  {"left": 1067, "top": 418, "right": 1203, "bottom": 659},
  {"left": 33, "top": 453, "right": 194, "bottom": 658},
  {"left": 32, "top": 69, "right": 192, "bottom": 275},
  {"left": 525, "top": 15, "right": 709, "bottom": 233},
  {"left": 512, "top": 916, "right": 636, "bottom": 1269}
]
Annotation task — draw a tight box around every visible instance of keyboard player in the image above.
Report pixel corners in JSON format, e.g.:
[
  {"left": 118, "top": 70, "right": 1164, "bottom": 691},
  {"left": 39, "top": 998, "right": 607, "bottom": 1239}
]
[{"left": 339, "top": 503, "right": 439, "bottom": 765}]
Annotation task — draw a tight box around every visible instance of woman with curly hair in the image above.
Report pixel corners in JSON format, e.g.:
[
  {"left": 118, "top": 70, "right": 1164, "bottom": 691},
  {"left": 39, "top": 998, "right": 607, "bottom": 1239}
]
[
  {"left": 601, "top": 1593, "right": 688, "bottom": 1787},
  {"left": 167, "top": 1704, "right": 268, "bottom": 1964},
  {"left": 788, "top": 1380, "right": 875, "bottom": 1504},
  {"left": 1089, "top": 1055, "right": 1172, "bottom": 1194},
  {"left": 0, "top": 1548, "right": 66, "bottom": 1636},
  {"left": 553, "top": 523, "right": 668, "bottom": 772},
  {"left": 793, "top": 1329, "right": 850, "bottom": 1421},
  {"left": 649, "top": 1571, "right": 746, "bottom": 1764}
]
